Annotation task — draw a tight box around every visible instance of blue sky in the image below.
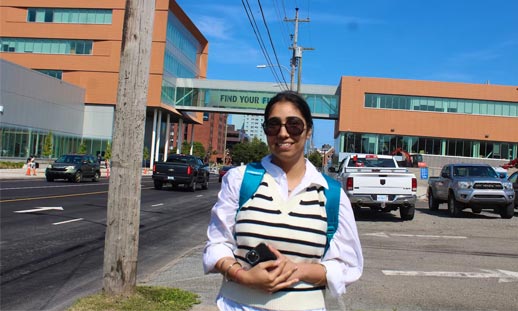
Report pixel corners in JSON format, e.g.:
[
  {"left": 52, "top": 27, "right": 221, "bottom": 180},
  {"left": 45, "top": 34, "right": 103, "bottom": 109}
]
[{"left": 176, "top": 0, "right": 518, "bottom": 148}]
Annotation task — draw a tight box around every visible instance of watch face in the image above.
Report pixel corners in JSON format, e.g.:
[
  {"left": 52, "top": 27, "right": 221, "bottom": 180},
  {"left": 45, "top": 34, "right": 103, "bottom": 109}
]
[{"left": 245, "top": 249, "right": 260, "bottom": 265}]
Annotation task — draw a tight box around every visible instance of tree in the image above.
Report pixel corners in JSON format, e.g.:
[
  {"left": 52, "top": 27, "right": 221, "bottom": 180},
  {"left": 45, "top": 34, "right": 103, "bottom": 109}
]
[
  {"left": 143, "top": 146, "right": 150, "bottom": 163},
  {"left": 78, "top": 141, "right": 87, "bottom": 154},
  {"left": 308, "top": 150, "right": 322, "bottom": 168},
  {"left": 180, "top": 141, "right": 206, "bottom": 158},
  {"left": 42, "top": 131, "right": 53, "bottom": 158},
  {"left": 231, "top": 137, "right": 269, "bottom": 164},
  {"left": 103, "top": 0, "right": 155, "bottom": 297},
  {"left": 104, "top": 142, "right": 112, "bottom": 162}
]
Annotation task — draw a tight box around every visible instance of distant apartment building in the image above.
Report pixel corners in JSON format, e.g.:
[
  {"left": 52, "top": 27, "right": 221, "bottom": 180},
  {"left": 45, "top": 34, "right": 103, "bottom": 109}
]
[{"left": 231, "top": 114, "right": 266, "bottom": 143}]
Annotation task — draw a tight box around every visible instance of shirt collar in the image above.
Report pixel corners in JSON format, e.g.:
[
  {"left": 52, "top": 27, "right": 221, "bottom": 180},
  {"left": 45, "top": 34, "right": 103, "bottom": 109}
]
[{"left": 260, "top": 155, "right": 329, "bottom": 189}]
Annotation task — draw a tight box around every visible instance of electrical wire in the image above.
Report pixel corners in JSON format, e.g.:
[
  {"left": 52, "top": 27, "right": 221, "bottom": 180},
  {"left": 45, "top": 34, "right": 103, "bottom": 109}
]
[
  {"left": 257, "top": 0, "right": 289, "bottom": 88},
  {"left": 241, "top": 0, "right": 287, "bottom": 89}
]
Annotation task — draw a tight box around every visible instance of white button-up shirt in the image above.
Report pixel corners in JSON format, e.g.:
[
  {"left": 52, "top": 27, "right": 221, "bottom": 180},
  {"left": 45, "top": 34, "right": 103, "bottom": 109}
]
[{"left": 203, "top": 155, "right": 364, "bottom": 310}]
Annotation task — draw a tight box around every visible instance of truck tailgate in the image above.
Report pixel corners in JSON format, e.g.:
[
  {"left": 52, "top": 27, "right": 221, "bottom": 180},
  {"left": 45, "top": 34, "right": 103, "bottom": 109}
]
[{"left": 351, "top": 173, "right": 415, "bottom": 195}]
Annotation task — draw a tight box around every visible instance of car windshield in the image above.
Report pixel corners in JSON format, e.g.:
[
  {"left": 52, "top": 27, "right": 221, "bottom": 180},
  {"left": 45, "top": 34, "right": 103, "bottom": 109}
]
[
  {"left": 348, "top": 158, "right": 396, "bottom": 168},
  {"left": 57, "top": 155, "right": 83, "bottom": 164},
  {"left": 453, "top": 166, "right": 498, "bottom": 178},
  {"left": 167, "top": 156, "right": 188, "bottom": 163}
]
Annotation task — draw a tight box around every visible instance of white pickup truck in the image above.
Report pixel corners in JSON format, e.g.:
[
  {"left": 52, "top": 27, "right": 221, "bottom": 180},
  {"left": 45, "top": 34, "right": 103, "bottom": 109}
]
[{"left": 332, "top": 154, "right": 417, "bottom": 220}]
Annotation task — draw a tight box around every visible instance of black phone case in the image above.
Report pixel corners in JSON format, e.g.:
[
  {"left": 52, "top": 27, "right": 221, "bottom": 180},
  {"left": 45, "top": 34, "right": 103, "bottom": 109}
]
[{"left": 246, "top": 243, "right": 277, "bottom": 266}]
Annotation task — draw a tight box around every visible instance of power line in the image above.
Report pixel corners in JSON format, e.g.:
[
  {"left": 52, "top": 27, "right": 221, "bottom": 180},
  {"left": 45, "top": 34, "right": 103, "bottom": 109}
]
[
  {"left": 240, "top": 0, "right": 285, "bottom": 88},
  {"left": 257, "top": 0, "right": 289, "bottom": 87}
]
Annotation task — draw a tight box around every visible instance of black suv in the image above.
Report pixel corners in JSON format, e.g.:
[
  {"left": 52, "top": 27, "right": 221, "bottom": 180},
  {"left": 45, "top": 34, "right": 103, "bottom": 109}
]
[{"left": 45, "top": 154, "right": 101, "bottom": 183}]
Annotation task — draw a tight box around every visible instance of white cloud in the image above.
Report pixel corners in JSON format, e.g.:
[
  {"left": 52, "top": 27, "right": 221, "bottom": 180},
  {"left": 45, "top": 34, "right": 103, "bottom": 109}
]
[{"left": 195, "top": 16, "right": 233, "bottom": 40}]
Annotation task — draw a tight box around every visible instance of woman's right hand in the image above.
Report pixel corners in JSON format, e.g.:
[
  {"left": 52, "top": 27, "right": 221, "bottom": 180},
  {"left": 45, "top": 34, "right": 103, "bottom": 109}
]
[{"left": 238, "top": 259, "right": 299, "bottom": 293}]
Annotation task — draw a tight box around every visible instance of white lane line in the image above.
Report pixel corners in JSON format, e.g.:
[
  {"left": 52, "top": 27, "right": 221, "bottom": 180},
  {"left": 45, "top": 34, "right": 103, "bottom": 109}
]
[
  {"left": 196, "top": 195, "right": 203, "bottom": 197},
  {"left": 14, "top": 207, "right": 64, "bottom": 213},
  {"left": 364, "top": 232, "right": 467, "bottom": 239},
  {"left": 1, "top": 183, "right": 109, "bottom": 191},
  {"left": 53, "top": 218, "right": 84, "bottom": 225},
  {"left": 382, "top": 269, "right": 518, "bottom": 283},
  {"left": 151, "top": 203, "right": 164, "bottom": 207}
]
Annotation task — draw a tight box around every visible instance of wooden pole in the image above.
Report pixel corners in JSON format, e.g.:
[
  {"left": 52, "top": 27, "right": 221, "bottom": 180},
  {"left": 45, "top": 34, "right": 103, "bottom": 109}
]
[{"left": 102, "top": 0, "right": 155, "bottom": 296}]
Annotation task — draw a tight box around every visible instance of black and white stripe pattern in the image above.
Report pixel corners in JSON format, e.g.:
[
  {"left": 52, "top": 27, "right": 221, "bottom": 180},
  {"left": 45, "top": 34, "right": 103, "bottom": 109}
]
[{"left": 235, "top": 174, "right": 328, "bottom": 270}]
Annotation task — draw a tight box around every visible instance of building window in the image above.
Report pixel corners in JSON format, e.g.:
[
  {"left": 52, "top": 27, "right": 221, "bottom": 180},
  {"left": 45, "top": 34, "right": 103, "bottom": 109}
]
[
  {"left": 0, "top": 38, "right": 93, "bottom": 55},
  {"left": 35, "top": 70, "right": 63, "bottom": 80},
  {"left": 365, "top": 93, "right": 518, "bottom": 118},
  {"left": 27, "top": 8, "right": 112, "bottom": 24}
]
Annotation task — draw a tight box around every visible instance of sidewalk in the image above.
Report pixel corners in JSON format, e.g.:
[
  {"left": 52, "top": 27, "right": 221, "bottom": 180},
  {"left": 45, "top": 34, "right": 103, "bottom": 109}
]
[
  {"left": 142, "top": 245, "right": 220, "bottom": 311},
  {"left": 0, "top": 167, "right": 152, "bottom": 180}
]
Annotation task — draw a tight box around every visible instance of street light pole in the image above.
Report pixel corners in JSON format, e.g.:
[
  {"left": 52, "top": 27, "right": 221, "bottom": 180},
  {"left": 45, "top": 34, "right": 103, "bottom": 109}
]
[{"left": 256, "top": 64, "right": 292, "bottom": 90}]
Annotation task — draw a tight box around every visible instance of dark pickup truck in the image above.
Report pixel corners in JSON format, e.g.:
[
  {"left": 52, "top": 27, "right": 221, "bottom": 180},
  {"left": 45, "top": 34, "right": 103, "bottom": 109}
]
[{"left": 152, "top": 154, "right": 210, "bottom": 191}]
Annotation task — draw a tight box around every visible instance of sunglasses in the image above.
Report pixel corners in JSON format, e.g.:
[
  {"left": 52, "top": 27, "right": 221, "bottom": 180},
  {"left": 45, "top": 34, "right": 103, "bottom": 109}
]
[{"left": 262, "top": 117, "right": 306, "bottom": 136}]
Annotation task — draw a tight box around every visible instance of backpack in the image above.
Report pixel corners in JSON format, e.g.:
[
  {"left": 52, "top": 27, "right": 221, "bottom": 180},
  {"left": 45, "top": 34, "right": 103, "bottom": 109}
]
[{"left": 237, "top": 162, "right": 341, "bottom": 256}]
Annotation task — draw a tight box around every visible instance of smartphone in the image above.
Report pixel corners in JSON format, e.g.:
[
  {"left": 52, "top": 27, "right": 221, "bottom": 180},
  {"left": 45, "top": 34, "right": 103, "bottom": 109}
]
[{"left": 245, "top": 243, "right": 277, "bottom": 266}]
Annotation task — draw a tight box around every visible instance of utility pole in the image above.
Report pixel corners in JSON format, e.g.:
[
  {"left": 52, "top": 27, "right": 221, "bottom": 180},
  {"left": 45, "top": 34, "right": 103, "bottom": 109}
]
[
  {"left": 103, "top": 0, "right": 155, "bottom": 296},
  {"left": 285, "top": 8, "right": 314, "bottom": 92}
]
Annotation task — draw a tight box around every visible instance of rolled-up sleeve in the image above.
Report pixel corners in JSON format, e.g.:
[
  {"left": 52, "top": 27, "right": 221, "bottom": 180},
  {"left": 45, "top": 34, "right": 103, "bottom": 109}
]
[
  {"left": 321, "top": 189, "right": 363, "bottom": 297},
  {"left": 203, "top": 166, "right": 244, "bottom": 274}
]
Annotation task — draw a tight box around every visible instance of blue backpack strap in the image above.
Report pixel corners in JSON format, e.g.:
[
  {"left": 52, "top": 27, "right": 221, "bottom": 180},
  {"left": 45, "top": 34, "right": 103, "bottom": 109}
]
[
  {"left": 322, "top": 174, "right": 341, "bottom": 255},
  {"left": 238, "top": 162, "right": 266, "bottom": 213}
]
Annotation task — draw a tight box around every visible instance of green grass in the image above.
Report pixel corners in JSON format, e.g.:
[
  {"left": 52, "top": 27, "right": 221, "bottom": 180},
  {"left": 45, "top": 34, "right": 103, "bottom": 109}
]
[
  {"left": 0, "top": 161, "right": 25, "bottom": 169},
  {"left": 67, "top": 286, "right": 200, "bottom": 311}
]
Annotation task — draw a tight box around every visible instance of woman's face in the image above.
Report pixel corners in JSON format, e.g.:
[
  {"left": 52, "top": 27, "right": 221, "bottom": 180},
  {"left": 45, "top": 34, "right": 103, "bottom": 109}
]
[{"left": 265, "top": 101, "right": 312, "bottom": 165}]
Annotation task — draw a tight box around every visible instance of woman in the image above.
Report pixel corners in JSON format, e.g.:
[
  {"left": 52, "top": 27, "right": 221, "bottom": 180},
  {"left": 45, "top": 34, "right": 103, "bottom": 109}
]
[{"left": 203, "top": 91, "right": 363, "bottom": 310}]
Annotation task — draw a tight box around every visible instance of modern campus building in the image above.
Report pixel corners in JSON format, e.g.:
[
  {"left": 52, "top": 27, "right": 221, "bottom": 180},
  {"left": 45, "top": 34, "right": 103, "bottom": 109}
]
[
  {"left": 336, "top": 77, "right": 518, "bottom": 160},
  {"left": 0, "top": 0, "right": 209, "bottom": 165},
  {"left": 1, "top": 1, "right": 517, "bottom": 164}
]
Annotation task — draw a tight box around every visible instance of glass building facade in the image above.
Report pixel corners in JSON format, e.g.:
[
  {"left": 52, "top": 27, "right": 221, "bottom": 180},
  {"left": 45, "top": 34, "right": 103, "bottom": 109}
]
[
  {"left": 27, "top": 8, "right": 112, "bottom": 24},
  {"left": 0, "top": 38, "right": 93, "bottom": 55},
  {"left": 161, "top": 11, "right": 200, "bottom": 106},
  {"left": 365, "top": 93, "right": 518, "bottom": 117},
  {"left": 0, "top": 126, "right": 111, "bottom": 159}
]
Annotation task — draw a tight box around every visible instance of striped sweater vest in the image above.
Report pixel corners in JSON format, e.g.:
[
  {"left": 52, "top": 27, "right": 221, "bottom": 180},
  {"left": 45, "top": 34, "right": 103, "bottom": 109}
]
[{"left": 219, "top": 173, "right": 328, "bottom": 310}]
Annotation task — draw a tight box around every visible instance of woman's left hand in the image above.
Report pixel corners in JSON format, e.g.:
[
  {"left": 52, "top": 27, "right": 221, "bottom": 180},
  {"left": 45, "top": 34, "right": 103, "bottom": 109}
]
[{"left": 267, "top": 244, "right": 301, "bottom": 283}]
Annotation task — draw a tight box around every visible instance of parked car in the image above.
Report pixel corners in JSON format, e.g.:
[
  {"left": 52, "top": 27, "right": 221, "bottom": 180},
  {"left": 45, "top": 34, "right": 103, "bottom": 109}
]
[
  {"left": 428, "top": 164, "right": 514, "bottom": 218},
  {"left": 507, "top": 171, "right": 518, "bottom": 207},
  {"left": 45, "top": 154, "right": 101, "bottom": 183},
  {"left": 218, "top": 165, "right": 235, "bottom": 182}
]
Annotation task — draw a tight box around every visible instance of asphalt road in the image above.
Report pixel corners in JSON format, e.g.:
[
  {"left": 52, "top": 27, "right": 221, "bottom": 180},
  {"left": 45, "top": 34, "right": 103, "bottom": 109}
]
[
  {"left": 0, "top": 176, "right": 219, "bottom": 311},
  {"left": 1, "top": 177, "right": 518, "bottom": 311}
]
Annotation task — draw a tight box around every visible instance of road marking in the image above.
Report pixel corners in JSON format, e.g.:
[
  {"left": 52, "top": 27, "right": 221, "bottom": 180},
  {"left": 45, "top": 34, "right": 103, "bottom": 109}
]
[
  {"left": 382, "top": 269, "right": 518, "bottom": 283},
  {"left": 14, "top": 207, "right": 64, "bottom": 213},
  {"left": 53, "top": 218, "right": 83, "bottom": 225},
  {"left": 364, "top": 232, "right": 467, "bottom": 239},
  {"left": 1, "top": 190, "right": 108, "bottom": 203},
  {"left": 196, "top": 195, "right": 203, "bottom": 198},
  {"left": 151, "top": 203, "right": 164, "bottom": 207},
  {"left": 0, "top": 183, "right": 109, "bottom": 191}
]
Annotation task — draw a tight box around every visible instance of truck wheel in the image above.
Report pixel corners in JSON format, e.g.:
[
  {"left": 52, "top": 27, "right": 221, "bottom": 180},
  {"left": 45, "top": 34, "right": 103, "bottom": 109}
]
[
  {"left": 154, "top": 180, "right": 163, "bottom": 190},
  {"left": 92, "top": 171, "right": 100, "bottom": 182},
  {"left": 201, "top": 178, "right": 209, "bottom": 190},
  {"left": 400, "top": 205, "right": 415, "bottom": 221},
  {"left": 352, "top": 205, "right": 361, "bottom": 218},
  {"left": 500, "top": 203, "right": 514, "bottom": 219},
  {"left": 428, "top": 190, "right": 439, "bottom": 210},
  {"left": 73, "top": 171, "right": 82, "bottom": 183},
  {"left": 188, "top": 181, "right": 197, "bottom": 192},
  {"left": 448, "top": 195, "right": 462, "bottom": 217}
]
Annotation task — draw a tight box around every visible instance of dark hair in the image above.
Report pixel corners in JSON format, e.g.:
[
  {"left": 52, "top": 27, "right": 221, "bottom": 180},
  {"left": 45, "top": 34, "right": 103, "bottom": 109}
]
[{"left": 264, "top": 91, "right": 313, "bottom": 130}]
